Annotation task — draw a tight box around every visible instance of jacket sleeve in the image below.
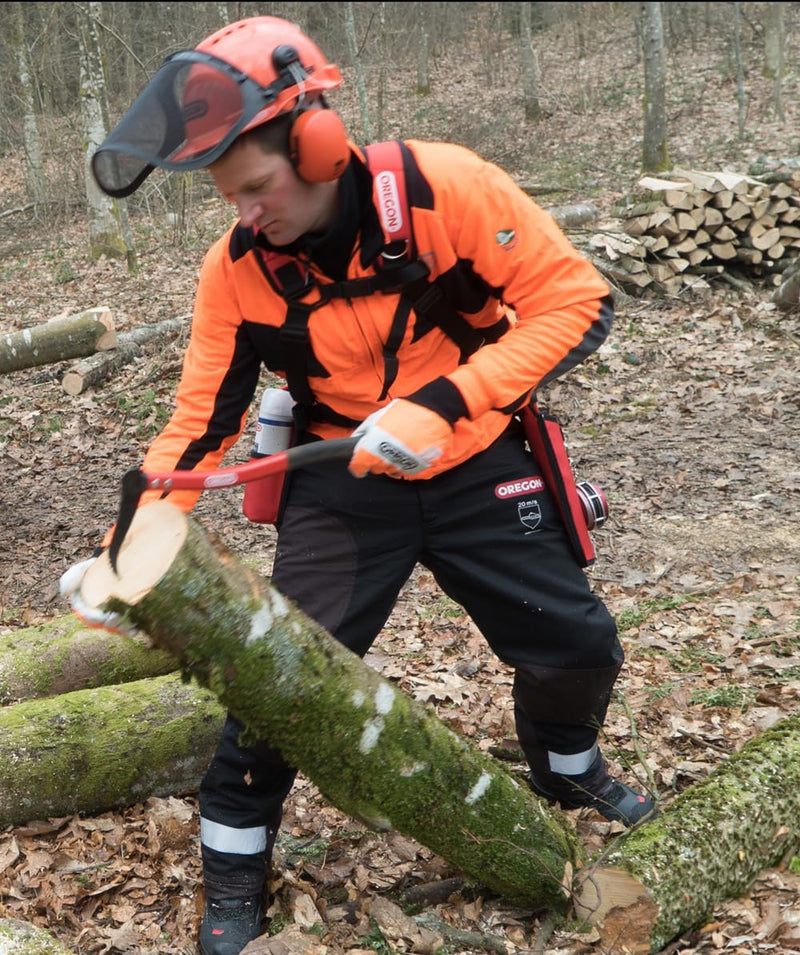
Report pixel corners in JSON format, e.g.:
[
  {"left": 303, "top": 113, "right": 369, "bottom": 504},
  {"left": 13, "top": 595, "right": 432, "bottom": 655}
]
[
  {"left": 136, "top": 234, "right": 263, "bottom": 513},
  {"left": 413, "top": 145, "right": 613, "bottom": 421}
]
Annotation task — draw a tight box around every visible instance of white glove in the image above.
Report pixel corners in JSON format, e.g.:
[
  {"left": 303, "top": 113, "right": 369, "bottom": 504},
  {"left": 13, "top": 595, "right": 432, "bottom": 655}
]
[
  {"left": 59, "top": 557, "right": 137, "bottom": 635},
  {"left": 349, "top": 399, "right": 449, "bottom": 478}
]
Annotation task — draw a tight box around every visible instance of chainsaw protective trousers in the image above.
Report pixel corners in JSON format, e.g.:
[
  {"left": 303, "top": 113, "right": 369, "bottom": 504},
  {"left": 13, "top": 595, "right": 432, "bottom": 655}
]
[{"left": 198, "top": 421, "right": 622, "bottom": 897}]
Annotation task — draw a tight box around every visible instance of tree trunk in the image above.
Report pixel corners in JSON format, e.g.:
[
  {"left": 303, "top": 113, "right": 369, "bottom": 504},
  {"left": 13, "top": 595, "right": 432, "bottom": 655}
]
[
  {"left": 0, "top": 918, "right": 74, "bottom": 954},
  {"left": 0, "top": 614, "right": 176, "bottom": 703},
  {"left": 0, "top": 307, "right": 116, "bottom": 375},
  {"left": 640, "top": 2, "right": 669, "bottom": 173},
  {"left": 0, "top": 673, "right": 223, "bottom": 827},
  {"left": 80, "top": 500, "right": 581, "bottom": 911},
  {"left": 577, "top": 711, "right": 800, "bottom": 952}
]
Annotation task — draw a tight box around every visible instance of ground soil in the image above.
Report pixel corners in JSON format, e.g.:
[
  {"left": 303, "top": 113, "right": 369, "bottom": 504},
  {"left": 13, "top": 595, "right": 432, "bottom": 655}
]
[{"left": 1, "top": 7, "right": 800, "bottom": 955}]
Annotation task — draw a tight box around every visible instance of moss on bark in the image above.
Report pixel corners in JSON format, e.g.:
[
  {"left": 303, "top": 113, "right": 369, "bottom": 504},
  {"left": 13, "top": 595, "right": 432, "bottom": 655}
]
[
  {"left": 0, "top": 673, "right": 223, "bottom": 827},
  {"left": 0, "top": 614, "right": 176, "bottom": 702}
]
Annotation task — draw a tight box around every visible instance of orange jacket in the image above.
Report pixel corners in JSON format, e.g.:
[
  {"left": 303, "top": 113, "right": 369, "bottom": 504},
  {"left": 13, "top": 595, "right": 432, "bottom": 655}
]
[{"left": 139, "top": 139, "right": 613, "bottom": 512}]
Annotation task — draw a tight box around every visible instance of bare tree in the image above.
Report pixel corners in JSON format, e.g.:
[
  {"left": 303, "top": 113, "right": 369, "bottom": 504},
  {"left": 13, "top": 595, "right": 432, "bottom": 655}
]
[
  {"left": 639, "top": 1, "right": 669, "bottom": 173},
  {"left": 76, "top": 1, "right": 129, "bottom": 263},
  {"left": 733, "top": 2, "right": 747, "bottom": 139},
  {"left": 519, "top": 2, "right": 542, "bottom": 123},
  {"left": 763, "top": 2, "right": 785, "bottom": 121},
  {"left": 10, "top": 2, "right": 45, "bottom": 206},
  {"left": 344, "top": 1, "right": 374, "bottom": 143}
]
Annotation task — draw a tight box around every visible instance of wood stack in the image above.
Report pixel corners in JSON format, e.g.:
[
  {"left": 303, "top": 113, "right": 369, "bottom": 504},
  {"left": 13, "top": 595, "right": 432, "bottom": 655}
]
[{"left": 587, "top": 167, "right": 800, "bottom": 296}]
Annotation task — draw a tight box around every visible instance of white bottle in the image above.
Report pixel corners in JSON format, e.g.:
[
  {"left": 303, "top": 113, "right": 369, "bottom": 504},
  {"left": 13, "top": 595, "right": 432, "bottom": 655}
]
[{"left": 252, "top": 387, "right": 295, "bottom": 457}]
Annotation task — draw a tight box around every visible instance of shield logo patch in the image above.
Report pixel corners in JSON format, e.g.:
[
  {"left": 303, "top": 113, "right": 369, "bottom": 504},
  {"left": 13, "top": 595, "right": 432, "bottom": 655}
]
[{"left": 518, "top": 498, "right": 542, "bottom": 533}]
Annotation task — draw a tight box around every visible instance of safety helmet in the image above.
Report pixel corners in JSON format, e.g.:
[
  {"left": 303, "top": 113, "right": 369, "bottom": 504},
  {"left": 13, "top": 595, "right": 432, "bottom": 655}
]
[{"left": 91, "top": 16, "right": 347, "bottom": 198}]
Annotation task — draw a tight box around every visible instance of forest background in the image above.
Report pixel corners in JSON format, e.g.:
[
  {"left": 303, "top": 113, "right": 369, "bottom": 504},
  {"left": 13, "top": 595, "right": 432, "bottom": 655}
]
[{"left": 1, "top": 3, "right": 799, "bottom": 954}]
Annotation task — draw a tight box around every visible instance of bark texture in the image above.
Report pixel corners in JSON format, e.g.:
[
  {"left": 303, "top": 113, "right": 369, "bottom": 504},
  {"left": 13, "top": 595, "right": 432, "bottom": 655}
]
[
  {"left": 81, "top": 500, "right": 581, "bottom": 911},
  {"left": 0, "top": 307, "right": 116, "bottom": 374},
  {"left": 0, "top": 918, "right": 73, "bottom": 954},
  {"left": 0, "top": 673, "right": 223, "bottom": 827},
  {"left": 0, "top": 614, "right": 176, "bottom": 703},
  {"left": 577, "top": 711, "right": 800, "bottom": 952}
]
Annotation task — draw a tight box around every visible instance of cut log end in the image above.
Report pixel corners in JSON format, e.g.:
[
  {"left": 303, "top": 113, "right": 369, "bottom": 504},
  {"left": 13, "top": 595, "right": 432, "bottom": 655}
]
[
  {"left": 82, "top": 502, "right": 188, "bottom": 609},
  {"left": 574, "top": 865, "right": 657, "bottom": 954}
]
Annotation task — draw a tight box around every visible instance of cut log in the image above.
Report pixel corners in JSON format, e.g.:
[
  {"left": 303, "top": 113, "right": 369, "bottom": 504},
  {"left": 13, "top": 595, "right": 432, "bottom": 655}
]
[
  {"left": 61, "top": 316, "right": 187, "bottom": 395},
  {"left": 575, "top": 711, "right": 800, "bottom": 954},
  {"left": 0, "top": 307, "right": 116, "bottom": 375},
  {"left": 80, "top": 501, "right": 582, "bottom": 910},
  {"left": 544, "top": 202, "right": 600, "bottom": 228},
  {"left": 0, "top": 673, "right": 224, "bottom": 827},
  {"left": 0, "top": 918, "right": 74, "bottom": 954},
  {"left": 0, "top": 614, "right": 176, "bottom": 703}
]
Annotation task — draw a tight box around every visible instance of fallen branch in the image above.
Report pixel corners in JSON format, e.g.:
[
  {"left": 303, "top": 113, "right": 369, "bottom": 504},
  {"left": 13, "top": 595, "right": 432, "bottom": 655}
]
[
  {"left": 61, "top": 316, "right": 188, "bottom": 395},
  {"left": 0, "top": 307, "right": 116, "bottom": 375}
]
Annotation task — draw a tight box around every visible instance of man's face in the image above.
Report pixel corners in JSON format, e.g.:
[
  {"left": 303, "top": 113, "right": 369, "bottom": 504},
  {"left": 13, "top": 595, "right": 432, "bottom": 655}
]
[{"left": 210, "top": 137, "right": 337, "bottom": 246}]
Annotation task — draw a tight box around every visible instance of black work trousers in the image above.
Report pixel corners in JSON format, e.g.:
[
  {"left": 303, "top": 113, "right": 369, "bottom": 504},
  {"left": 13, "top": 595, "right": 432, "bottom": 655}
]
[{"left": 199, "top": 421, "right": 623, "bottom": 897}]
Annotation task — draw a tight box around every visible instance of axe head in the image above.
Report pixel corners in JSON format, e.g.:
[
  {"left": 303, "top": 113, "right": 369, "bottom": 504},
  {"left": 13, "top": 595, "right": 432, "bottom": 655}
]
[{"left": 108, "top": 469, "right": 148, "bottom": 574}]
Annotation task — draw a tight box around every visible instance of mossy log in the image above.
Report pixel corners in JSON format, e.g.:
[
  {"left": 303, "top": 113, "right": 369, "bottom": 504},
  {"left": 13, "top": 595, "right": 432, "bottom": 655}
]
[
  {"left": 80, "top": 500, "right": 582, "bottom": 911},
  {"left": 576, "top": 711, "right": 800, "bottom": 952},
  {"left": 0, "top": 614, "right": 176, "bottom": 703},
  {"left": 0, "top": 673, "right": 223, "bottom": 827},
  {"left": 0, "top": 918, "right": 74, "bottom": 954},
  {"left": 0, "top": 307, "right": 117, "bottom": 375}
]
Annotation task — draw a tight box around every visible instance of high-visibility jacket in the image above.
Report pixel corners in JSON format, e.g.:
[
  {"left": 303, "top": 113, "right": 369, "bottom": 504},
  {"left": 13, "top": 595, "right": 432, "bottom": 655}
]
[{"left": 139, "top": 139, "right": 613, "bottom": 513}]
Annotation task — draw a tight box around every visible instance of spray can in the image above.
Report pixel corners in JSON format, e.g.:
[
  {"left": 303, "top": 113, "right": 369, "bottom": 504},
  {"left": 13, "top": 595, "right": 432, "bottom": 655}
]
[{"left": 242, "top": 387, "right": 295, "bottom": 524}]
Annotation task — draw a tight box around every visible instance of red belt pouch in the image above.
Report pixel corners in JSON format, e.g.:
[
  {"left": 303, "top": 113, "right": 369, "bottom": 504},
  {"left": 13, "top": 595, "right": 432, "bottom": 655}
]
[
  {"left": 521, "top": 402, "right": 596, "bottom": 567},
  {"left": 242, "top": 388, "right": 295, "bottom": 525},
  {"left": 241, "top": 449, "right": 292, "bottom": 524}
]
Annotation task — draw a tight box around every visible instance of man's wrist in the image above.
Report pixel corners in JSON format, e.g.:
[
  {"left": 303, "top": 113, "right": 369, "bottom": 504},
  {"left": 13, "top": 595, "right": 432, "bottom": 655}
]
[{"left": 405, "top": 377, "right": 467, "bottom": 426}]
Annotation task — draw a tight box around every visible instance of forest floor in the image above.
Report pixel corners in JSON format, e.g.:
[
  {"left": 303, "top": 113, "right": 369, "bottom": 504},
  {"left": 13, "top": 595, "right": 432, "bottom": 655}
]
[{"left": 1, "top": 6, "right": 800, "bottom": 955}]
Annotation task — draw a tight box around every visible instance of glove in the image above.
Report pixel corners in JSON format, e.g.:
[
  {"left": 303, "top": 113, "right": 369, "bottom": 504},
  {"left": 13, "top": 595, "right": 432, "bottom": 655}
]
[
  {"left": 59, "top": 557, "right": 138, "bottom": 635},
  {"left": 349, "top": 399, "right": 452, "bottom": 478}
]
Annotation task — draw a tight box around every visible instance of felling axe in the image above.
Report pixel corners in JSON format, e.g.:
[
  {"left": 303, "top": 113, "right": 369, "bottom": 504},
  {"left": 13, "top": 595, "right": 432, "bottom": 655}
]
[{"left": 107, "top": 437, "right": 358, "bottom": 573}]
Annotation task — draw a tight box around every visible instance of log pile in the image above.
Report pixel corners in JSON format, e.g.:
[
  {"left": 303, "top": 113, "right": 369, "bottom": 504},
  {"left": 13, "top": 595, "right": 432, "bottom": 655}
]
[{"left": 588, "top": 167, "right": 800, "bottom": 297}]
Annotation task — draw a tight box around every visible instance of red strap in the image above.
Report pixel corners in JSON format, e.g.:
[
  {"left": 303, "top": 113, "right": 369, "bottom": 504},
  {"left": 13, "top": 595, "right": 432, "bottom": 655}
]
[{"left": 364, "top": 141, "right": 411, "bottom": 252}]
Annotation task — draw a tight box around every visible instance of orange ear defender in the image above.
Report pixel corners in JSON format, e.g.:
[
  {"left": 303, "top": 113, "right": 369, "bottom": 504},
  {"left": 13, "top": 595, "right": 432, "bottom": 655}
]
[{"left": 289, "top": 108, "right": 350, "bottom": 182}]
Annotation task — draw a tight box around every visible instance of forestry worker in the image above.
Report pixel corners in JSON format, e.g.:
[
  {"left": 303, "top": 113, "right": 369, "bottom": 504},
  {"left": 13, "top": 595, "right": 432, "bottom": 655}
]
[{"left": 60, "top": 15, "right": 656, "bottom": 955}]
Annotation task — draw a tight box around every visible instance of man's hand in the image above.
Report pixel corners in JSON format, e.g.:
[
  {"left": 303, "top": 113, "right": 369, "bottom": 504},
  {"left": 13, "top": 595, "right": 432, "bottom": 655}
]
[
  {"left": 349, "top": 399, "right": 452, "bottom": 478},
  {"left": 59, "top": 557, "right": 138, "bottom": 635}
]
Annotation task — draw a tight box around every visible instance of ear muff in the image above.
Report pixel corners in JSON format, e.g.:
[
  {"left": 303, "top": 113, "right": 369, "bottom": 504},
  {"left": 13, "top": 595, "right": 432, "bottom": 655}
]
[{"left": 288, "top": 109, "right": 350, "bottom": 182}]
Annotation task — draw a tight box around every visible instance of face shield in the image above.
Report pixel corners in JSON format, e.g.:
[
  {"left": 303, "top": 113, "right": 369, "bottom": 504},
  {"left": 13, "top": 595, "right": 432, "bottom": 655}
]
[{"left": 91, "top": 50, "right": 302, "bottom": 198}]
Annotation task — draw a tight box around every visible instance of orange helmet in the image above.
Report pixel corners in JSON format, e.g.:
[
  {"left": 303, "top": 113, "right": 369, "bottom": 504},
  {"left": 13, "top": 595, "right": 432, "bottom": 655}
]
[{"left": 92, "top": 16, "right": 344, "bottom": 197}]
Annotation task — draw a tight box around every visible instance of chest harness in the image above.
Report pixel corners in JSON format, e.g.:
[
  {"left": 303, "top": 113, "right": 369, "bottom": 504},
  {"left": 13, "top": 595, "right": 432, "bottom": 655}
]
[{"left": 254, "top": 140, "right": 498, "bottom": 431}]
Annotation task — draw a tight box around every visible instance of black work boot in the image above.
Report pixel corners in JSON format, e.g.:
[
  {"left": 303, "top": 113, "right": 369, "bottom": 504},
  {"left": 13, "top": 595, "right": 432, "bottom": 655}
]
[
  {"left": 528, "top": 749, "right": 656, "bottom": 826},
  {"left": 199, "top": 894, "right": 263, "bottom": 955}
]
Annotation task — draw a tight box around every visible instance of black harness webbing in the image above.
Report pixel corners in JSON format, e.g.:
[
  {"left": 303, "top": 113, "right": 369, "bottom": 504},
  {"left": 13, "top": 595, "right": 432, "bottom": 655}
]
[{"left": 259, "top": 141, "right": 488, "bottom": 429}]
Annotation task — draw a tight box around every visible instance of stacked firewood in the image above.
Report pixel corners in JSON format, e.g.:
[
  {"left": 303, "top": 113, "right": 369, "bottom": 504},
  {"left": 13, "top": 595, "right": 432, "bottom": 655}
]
[{"left": 587, "top": 166, "right": 800, "bottom": 296}]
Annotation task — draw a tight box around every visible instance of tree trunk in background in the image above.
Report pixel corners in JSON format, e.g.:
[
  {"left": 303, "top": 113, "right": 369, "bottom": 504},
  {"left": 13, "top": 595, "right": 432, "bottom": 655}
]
[
  {"left": 345, "top": 2, "right": 374, "bottom": 143},
  {"left": 519, "top": 2, "right": 542, "bottom": 122},
  {"left": 76, "top": 1, "right": 128, "bottom": 263},
  {"left": 640, "top": 2, "right": 669, "bottom": 173},
  {"left": 763, "top": 2, "right": 785, "bottom": 121},
  {"left": 11, "top": 2, "right": 45, "bottom": 206},
  {"left": 0, "top": 307, "right": 117, "bottom": 375},
  {"left": 415, "top": 2, "right": 432, "bottom": 96},
  {"left": 733, "top": 3, "right": 747, "bottom": 139},
  {"left": 80, "top": 500, "right": 582, "bottom": 912}
]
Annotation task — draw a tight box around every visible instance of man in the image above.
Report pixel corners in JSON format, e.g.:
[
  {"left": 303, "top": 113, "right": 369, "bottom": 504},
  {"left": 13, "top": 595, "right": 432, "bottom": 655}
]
[{"left": 63, "top": 15, "right": 655, "bottom": 955}]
